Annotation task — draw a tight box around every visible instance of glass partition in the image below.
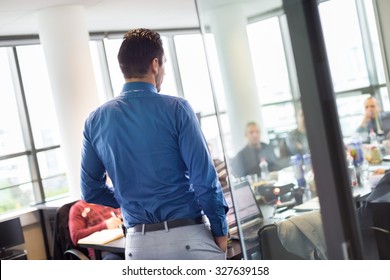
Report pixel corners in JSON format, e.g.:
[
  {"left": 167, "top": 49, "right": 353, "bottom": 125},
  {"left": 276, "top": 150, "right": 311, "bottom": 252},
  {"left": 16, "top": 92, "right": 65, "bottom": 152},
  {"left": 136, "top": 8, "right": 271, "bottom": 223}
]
[
  {"left": 196, "top": 0, "right": 325, "bottom": 260},
  {"left": 195, "top": 0, "right": 383, "bottom": 260}
]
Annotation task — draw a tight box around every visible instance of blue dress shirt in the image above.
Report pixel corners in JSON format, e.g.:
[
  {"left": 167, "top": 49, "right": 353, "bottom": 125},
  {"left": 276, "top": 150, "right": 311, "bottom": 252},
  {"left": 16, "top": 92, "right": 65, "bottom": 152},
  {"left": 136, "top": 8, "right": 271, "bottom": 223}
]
[{"left": 81, "top": 82, "right": 228, "bottom": 236}]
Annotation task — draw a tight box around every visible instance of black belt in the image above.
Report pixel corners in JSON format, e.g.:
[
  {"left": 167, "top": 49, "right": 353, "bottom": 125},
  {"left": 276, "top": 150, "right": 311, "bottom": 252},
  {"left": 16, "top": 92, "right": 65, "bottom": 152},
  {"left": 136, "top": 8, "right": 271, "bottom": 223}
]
[{"left": 128, "top": 217, "right": 203, "bottom": 233}]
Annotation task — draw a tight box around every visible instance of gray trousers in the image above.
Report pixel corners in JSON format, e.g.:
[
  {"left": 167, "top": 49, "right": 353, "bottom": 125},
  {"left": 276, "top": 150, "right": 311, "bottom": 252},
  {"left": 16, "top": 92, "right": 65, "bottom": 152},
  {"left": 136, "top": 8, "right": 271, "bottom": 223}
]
[{"left": 125, "top": 223, "right": 226, "bottom": 260}]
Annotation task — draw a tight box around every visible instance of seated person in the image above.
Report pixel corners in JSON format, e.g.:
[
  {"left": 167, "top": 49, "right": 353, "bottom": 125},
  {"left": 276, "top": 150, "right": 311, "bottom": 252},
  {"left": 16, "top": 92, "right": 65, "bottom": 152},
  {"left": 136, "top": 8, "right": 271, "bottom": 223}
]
[
  {"left": 68, "top": 200, "right": 124, "bottom": 260},
  {"left": 286, "top": 109, "right": 309, "bottom": 156},
  {"left": 231, "top": 121, "right": 281, "bottom": 178},
  {"left": 356, "top": 96, "right": 388, "bottom": 142}
]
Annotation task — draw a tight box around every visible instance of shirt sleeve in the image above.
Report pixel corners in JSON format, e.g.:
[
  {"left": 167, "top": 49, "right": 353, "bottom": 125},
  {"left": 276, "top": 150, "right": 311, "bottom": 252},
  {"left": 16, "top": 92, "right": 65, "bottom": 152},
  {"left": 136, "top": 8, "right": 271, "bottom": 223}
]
[
  {"left": 80, "top": 118, "right": 120, "bottom": 209},
  {"left": 176, "top": 100, "right": 228, "bottom": 237}
]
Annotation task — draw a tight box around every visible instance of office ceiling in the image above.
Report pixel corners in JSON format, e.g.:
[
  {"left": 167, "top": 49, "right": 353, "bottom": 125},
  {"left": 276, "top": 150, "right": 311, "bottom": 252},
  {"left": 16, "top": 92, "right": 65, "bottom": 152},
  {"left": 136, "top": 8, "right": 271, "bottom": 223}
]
[
  {"left": 0, "top": 0, "right": 200, "bottom": 36},
  {"left": 0, "top": 0, "right": 283, "bottom": 37}
]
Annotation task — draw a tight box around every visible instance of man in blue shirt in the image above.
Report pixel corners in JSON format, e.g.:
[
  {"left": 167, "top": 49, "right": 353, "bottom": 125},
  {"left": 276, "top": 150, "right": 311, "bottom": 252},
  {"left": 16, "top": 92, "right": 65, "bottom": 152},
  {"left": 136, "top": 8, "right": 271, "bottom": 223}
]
[{"left": 80, "top": 28, "right": 228, "bottom": 259}]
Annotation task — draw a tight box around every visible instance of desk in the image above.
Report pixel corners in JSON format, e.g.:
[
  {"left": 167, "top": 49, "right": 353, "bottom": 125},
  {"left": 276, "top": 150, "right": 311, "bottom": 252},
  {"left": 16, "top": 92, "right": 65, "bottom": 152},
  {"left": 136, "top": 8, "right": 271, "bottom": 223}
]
[
  {"left": 78, "top": 237, "right": 125, "bottom": 260},
  {"left": 0, "top": 249, "right": 27, "bottom": 260},
  {"left": 291, "top": 185, "right": 373, "bottom": 212},
  {"left": 78, "top": 237, "right": 254, "bottom": 260}
]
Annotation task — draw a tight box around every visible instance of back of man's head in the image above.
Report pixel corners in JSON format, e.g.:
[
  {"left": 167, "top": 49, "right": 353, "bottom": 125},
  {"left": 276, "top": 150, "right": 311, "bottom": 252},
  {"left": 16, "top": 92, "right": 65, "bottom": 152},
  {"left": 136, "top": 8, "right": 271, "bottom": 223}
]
[{"left": 118, "top": 28, "right": 164, "bottom": 79}]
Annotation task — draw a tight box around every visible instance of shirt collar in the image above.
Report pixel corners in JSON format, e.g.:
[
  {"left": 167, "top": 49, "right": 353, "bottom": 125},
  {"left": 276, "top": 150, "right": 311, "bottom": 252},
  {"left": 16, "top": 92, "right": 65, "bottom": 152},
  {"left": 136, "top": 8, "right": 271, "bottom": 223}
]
[{"left": 121, "top": 82, "right": 158, "bottom": 94}]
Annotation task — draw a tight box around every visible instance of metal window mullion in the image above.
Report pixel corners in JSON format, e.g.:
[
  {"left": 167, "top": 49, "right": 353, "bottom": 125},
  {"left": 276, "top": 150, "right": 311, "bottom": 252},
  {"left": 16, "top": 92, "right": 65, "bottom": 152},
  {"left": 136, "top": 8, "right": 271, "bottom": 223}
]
[
  {"left": 356, "top": 0, "right": 380, "bottom": 85},
  {"left": 8, "top": 47, "right": 45, "bottom": 203},
  {"left": 0, "top": 150, "right": 31, "bottom": 161},
  {"left": 167, "top": 35, "right": 185, "bottom": 98},
  {"left": 356, "top": 0, "right": 381, "bottom": 99},
  {"left": 96, "top": 39, "right": 114, "bottom": 99},
  {"left": 372, "top": 0, "right": 390, "bottom": 103},
  {"left": 283, "top": 0, "right": 363, "bottom": 259},
  {"left": 279, "top": 15, "right": 301, "bottom": 115}
]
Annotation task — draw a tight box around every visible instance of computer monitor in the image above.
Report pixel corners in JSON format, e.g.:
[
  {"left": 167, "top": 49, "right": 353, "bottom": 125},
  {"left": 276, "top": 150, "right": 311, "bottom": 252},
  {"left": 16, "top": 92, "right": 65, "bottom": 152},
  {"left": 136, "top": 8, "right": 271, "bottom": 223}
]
[
  {"left": 231, "top": 181, "right": 264, "bottom": 225},
  {"left": 0, "top": 217, "right": 25, "bottom": 252}
]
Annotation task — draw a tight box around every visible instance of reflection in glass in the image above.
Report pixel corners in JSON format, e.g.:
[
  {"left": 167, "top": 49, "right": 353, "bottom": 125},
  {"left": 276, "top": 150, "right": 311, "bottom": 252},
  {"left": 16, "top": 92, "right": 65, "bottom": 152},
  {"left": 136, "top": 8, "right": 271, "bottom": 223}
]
[
  {"left": 203, "top": 34, "right": 227, "bottom": 112},
  {"left": 196, "top": 0, "right": 328, "bottom": 260},
  {"left": 17, "top": 45, "right": 61, "bottom": 149},
  {"left": 262, "top": 103, "right": 296, "bottom": 134},
  {"left": 319, "top": 0, "right": 369, "bottom": 92},
  {"left": 199, "top": 115, "right": 222, "bottom": 154},
  {"left": 174, "top": 34, "right": 215, "bottom": 115},
  {"left": 0, "top": 48, "right": 26, "bottom": 156},
  {"left": 247, "top": 17, "right": 293, "bottom": 105},
  {"left": 380, "top": 87, "right": 390, "bottom": 112},
  {"left": 364, "top": 0, "right": 386, "bottom": 84},
  {"left": 336, "top": 93, "right": 370, "bottom": 138}
]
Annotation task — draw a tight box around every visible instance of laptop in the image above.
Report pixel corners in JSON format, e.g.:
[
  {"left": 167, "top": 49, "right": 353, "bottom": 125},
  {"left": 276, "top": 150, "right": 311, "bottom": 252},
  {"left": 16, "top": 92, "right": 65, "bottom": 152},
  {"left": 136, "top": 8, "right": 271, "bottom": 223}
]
[{"left": 227, "top": 181, "right": 277, "bottom": 241}]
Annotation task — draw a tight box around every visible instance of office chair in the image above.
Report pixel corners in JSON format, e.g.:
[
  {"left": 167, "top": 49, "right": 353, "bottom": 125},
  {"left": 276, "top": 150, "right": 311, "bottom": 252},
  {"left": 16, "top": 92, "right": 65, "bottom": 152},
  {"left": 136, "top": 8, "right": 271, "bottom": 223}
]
[
  {"left": 371, "top": 227, "right": 390, "bottom": 259},
  {"left": 52, "top": 200, "right": 90, "bottom": 260},
  {"left": 358, "top": 194, "right": 390, "bottom": 260},
  {"left": 258, "top": 223, "right": 303, "bottom": 260}
]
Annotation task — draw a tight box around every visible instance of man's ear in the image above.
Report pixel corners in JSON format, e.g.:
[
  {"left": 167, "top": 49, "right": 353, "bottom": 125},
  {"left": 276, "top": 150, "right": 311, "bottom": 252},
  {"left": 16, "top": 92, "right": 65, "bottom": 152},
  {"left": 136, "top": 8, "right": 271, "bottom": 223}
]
[{"left": 151, "top": 58, "right": 159, "bottom": 74}]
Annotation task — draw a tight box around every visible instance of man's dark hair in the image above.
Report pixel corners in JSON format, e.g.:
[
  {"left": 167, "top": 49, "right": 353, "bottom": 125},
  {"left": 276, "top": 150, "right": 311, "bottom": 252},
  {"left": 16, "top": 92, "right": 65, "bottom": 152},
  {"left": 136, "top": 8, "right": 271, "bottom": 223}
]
[{"left": 118, "top": 28, "right": 164, "bottom": 79}]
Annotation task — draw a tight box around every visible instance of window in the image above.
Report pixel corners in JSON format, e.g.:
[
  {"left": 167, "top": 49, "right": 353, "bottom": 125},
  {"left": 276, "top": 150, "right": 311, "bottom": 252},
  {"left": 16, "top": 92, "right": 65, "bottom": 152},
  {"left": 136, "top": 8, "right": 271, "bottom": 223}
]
[
  {"left": 174, "top": 33, "right": 227, "bottom": 156},
  {"left": 160, "top": 37, "right": 179, "bottom": 97},
  {"left": 247, "top": 17, "right": 293, "bottom": 105},
  {"left": 0, "top": 156, "right": 34, "bottom": 214},
  {"left": 89, "top": 41, "right": 112, "bottom": 104},
  {"left": 0, "top": 48, "right": 35, "bottom": 214},
  {"left": 0, "top": 45, "right": 70, "bottom": 215},
  {"left": 336, "top": 93, "right": 370, "bottom": 138},
  {"left": 319, "top": 0, "right": 389, "bottom": 138},
  {"left": 104, "top": 38, "right": 123, "bottom": 96},
  {"left": 17, "top": 45, "right": 61, "bottom": 149},
  {"left": 1, "top": 1, "right": 388, "bottom": 217},
  {"left": 0, "top": 48, "right": 25, "bottom": 156},
  {"left": 16, "top": 45, "right": 68, "bottom": 200},
  {"left": 174, "top": 34, "right": 216, "bottom": 115},
  {"left": 262, "top": 103, "right": 297, "bottom": 134},
  {"left": 37, "top": 149, "right": 67, "bottom": 198},
  {"left": 364, "top": 0, "right": 386, "bottom": 84},
  {"left": 319, "top": 0, "right": 369, "bottom": 92}
]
